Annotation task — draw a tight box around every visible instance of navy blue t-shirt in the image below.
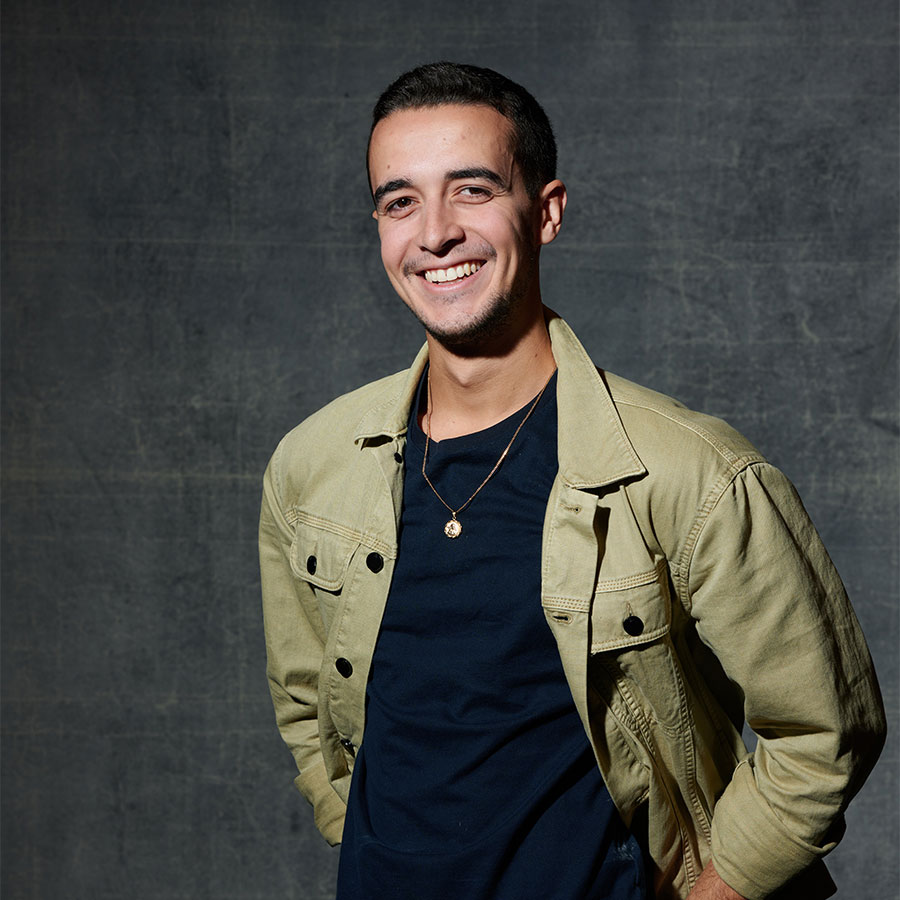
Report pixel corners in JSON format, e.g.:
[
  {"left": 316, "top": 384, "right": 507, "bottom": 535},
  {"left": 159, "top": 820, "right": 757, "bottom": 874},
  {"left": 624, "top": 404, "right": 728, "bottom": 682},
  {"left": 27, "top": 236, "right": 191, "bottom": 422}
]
[{"left": 336, "top": 372, "right": 646, "bottom": 900}]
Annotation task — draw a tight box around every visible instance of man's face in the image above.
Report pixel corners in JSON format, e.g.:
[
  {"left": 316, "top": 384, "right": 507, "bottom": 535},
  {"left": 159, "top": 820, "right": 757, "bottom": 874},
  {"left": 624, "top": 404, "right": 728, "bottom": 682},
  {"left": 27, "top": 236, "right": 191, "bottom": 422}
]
[{"left": 368, "top": 104, "right": 557, "bottom": 349}]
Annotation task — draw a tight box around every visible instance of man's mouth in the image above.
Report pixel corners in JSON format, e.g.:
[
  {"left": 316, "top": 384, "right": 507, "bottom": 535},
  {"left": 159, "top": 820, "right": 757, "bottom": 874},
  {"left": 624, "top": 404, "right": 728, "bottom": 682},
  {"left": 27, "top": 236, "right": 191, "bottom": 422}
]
[{"left": 422, "top": 261, "right": 483, "bottom": 284}]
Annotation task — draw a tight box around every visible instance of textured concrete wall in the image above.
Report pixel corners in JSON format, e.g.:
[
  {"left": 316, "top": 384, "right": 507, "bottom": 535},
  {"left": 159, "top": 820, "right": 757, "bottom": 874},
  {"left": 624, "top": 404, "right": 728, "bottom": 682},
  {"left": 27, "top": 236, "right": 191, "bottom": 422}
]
[{"left": 2, "top": 2, "right": 897, "bottom": 898}]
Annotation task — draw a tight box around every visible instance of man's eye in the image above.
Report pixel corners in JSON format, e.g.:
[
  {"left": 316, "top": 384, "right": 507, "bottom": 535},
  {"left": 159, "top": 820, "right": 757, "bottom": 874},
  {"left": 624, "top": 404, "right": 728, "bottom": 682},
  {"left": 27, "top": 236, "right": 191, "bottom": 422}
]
[
  {"left": 385, "top": 197, "right": 414, "bottom": 215},
  {"left": 460, "top": 186, "right": 491, "bottom": 199}
]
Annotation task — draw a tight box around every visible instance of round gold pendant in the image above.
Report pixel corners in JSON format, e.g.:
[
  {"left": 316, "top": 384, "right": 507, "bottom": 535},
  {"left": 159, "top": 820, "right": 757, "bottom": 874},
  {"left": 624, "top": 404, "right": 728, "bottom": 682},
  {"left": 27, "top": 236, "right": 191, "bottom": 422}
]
[{"left": 444, "top": 519, "right": 462, "bottom": 538}]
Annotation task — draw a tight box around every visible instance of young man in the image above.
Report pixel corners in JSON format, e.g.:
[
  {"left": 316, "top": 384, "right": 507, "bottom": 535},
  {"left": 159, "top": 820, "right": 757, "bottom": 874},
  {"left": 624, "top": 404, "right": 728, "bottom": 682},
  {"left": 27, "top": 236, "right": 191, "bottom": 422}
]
[{"left": 259, "top": 63, "right": 885, "bottom": 899}]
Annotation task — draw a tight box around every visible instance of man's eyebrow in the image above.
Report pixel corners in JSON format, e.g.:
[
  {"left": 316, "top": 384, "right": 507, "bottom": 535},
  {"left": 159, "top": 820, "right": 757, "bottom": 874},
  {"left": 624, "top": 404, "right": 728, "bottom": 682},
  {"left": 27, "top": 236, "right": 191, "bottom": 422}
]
[
  {"left": 372, "top": 178, "right": 412, "bottom": 208},
  {"left": 373, "top": 168, "right": 510, "bottom": 207},
  {"left": 447, "top": 167, "right": 508, "bottom": 189}
]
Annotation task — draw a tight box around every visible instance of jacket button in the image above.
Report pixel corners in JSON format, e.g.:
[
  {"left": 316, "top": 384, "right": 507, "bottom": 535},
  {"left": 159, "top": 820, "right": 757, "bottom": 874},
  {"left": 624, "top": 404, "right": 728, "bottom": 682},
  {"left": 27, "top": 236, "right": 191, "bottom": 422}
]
[
  {"left": 340, "top": 738, "right": 355, "bottom": 755},
  {"left": 623, "top": 615, "right": 644, "bottom": 636},
  {"left": 335, "top": 658, "right": 353, "bottom": 678},
  {"left": 366, "top": 552, "right": 384, "bottom": 573},
  {"left": 394, "top": 451, "right": 403, "bottom": 464},
  {"left": 306, "top": 555, "right": 317, "bottom": 574}
]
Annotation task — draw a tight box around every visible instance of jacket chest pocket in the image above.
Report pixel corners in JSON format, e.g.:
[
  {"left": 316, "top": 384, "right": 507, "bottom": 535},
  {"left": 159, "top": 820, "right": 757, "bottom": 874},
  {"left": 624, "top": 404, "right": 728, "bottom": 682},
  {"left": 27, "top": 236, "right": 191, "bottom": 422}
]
[
  {"left": 289, "top": 515, "right": 361, "bottom": 631},
  {"left": 590, "top": 562, "right": 685, "bottom": 736}
]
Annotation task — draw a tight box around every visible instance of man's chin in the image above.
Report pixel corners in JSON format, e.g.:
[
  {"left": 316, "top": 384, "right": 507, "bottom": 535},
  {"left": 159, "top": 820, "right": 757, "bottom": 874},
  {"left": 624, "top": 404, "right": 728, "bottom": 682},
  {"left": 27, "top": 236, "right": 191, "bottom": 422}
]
[{"left": 410, "top": 294, "right": 520, "bottom": 356}]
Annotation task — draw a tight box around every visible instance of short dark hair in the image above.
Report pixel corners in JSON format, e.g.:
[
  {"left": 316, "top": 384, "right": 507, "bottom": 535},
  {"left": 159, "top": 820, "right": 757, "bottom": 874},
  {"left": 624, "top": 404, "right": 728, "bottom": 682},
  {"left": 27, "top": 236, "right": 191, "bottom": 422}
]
[{"left": 369, "top": 62, "right": 557, "bottom": 198}]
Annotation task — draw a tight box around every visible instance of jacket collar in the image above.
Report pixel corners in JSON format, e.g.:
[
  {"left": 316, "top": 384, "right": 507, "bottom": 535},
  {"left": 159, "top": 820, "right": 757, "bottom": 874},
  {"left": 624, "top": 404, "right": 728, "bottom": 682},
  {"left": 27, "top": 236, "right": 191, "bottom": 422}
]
[
  {"left": 547, "top": 313, "right": 646, "bottom": 489},
  {"left": 353, "top": 343, "right": 430, "bottom": 442},
  {"left": 353, "top": 313, "right": 646, "bottom": 490}
]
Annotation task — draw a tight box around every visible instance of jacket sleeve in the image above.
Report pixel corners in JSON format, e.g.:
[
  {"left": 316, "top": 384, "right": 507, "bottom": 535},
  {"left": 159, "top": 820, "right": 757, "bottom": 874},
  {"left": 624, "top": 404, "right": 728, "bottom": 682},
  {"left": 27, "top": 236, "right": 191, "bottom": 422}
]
[
  {"left": 259, "top": 441, "right": 346, "bottom": 845},
  {"left": 685, "top": 462, "right": 885, "bottom": 900}
]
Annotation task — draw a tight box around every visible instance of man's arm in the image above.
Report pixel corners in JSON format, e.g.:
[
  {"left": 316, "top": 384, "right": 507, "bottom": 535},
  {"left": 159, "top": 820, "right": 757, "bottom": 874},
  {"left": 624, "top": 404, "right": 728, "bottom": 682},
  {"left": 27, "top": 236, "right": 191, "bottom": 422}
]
[
  {"left": 685, "top": 462, "right": 885, "bottom": 899},
  {"left": 688, "top": 862, "right": 745, "bottom": 900},
  {"left": 259, "top": 443, "right": 345, "bottom": 844}
]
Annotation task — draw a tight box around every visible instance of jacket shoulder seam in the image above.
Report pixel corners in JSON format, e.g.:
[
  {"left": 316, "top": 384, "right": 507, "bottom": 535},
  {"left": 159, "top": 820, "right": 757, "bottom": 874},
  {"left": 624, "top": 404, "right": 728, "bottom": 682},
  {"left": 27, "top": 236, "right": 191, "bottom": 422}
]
[
  {"left": 614, "top": 395, "right": 765, "bottom": 472},
  {"left": 678, "top": 459, "right": 769, "bottom": 615}
]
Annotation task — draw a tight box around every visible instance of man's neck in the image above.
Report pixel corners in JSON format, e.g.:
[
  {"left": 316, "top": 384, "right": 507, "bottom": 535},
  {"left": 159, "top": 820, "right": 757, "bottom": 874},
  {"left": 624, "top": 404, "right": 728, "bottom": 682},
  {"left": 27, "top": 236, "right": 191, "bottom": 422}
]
[{"left": 421, "top": 312, "right": 556, "bottom": 441}]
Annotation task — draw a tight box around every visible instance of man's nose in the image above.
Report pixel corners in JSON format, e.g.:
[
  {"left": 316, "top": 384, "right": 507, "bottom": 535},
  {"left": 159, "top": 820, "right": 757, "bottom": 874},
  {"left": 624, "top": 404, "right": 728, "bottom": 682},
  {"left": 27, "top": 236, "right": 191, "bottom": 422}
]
[{"left": 419, "top": 202, "right": 465, "bottom": 255}]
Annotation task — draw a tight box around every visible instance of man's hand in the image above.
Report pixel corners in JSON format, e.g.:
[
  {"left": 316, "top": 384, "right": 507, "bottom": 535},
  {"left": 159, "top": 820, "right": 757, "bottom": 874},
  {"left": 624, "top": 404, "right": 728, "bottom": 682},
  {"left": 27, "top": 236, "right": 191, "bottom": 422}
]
[{"left": 687, "top": 861, "right": 746, "bottom": 900}]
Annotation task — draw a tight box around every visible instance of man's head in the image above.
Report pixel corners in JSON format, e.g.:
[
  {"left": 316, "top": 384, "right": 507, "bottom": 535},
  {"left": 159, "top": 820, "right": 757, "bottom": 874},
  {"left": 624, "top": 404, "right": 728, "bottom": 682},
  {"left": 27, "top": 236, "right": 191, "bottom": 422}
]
[
  {"left": 369, "top": 62, "right": 557, "bottom": 200},
  {"left": 367, "top": 64, "right": 566, "bottom": 352}
]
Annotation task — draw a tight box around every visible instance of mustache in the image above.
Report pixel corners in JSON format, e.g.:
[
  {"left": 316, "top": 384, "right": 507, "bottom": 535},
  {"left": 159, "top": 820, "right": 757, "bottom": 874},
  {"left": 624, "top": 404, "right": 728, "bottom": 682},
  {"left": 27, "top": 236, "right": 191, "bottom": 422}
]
[{"left": 402, "top": 243, "right": 497, "bottom": 277}]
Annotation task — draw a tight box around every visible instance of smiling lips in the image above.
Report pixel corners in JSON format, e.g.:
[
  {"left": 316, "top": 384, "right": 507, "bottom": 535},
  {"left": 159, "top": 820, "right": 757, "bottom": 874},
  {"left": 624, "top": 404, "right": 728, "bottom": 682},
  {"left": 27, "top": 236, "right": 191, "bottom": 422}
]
[{"left": 422, "top": 261, "right": 483, "bottom": 283}]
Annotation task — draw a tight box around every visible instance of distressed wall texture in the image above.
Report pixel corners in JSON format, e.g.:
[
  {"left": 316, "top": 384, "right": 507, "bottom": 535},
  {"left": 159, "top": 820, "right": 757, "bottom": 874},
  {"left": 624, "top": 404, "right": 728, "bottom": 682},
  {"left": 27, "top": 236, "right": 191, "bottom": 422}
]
[{"left": 2, "top": 2, "right": 897, "bottom": 898}]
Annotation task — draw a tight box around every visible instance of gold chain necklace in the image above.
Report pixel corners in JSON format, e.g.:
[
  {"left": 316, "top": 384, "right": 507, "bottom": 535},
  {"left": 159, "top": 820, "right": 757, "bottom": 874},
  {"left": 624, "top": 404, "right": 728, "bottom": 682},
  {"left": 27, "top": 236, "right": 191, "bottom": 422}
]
[{"left": 421, "top": 369, "right": 554, "bottom": 538}]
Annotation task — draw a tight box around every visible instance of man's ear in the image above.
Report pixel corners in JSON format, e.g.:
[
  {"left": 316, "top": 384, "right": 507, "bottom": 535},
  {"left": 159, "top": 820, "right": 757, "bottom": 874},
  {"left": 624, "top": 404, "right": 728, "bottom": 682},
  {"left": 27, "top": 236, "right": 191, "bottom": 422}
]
[
  {"left": 372, "top": 208, "right": 378, "bottom": 220},
  {"left": 538, "top": 179, "right": 567, "bottom": 246}
]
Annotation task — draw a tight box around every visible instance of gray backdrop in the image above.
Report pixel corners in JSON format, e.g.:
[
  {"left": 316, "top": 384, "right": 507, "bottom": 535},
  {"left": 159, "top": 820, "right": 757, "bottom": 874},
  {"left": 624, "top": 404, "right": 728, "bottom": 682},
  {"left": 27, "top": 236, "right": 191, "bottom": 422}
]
[{"left": 2, "top": 2, "right": 898, "bottom": 898}]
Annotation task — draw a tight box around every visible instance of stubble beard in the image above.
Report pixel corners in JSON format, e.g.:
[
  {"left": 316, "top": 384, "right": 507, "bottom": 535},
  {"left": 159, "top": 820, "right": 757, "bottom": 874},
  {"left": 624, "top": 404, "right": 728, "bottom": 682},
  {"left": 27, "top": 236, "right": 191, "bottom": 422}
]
[
  {"left": 410, "top": 288, "right": 518, "bottom": 353},
  {"left": 402, "top": 255, "right": 538, "bottom": 356}
]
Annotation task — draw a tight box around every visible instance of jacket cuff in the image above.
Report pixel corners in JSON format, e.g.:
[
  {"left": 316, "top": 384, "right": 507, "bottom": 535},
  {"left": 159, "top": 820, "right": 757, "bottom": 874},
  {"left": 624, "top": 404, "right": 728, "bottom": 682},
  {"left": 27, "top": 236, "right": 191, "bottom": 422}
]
[
  {"left": 711, "top": 759, "right": 838, "bottom": 900},
  {"left": 294, "top": 764, "right": 346, "bottom": 846}
]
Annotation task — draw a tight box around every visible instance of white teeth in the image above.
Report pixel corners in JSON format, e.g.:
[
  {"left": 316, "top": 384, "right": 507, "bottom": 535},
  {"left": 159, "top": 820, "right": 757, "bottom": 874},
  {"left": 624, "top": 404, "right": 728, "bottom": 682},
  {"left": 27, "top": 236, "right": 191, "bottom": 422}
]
[{"left": 424, "top": 261, "right": 481, "bottom": 283}]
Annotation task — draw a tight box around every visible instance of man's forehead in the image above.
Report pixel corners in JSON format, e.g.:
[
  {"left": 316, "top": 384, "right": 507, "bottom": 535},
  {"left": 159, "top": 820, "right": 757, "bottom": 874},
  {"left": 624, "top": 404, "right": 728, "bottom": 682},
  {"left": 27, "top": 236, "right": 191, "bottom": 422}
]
[{"left": 368, "top": 103, "right": 516, "bottom": 185}]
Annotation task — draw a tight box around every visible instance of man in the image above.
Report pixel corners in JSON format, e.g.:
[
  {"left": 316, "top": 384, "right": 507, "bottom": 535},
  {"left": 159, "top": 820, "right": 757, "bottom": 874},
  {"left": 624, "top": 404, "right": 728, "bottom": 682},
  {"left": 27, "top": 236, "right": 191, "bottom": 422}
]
[{"left": 259, "top": 62, "right": 885, "bottom": 899}]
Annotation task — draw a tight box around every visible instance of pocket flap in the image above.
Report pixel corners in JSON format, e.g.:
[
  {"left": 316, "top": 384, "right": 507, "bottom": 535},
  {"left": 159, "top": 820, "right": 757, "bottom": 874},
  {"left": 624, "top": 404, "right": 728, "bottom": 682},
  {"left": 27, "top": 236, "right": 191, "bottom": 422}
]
[
  {"left": 591, "top": 562, "right": 671, "bottom": 653},
  {"left": 290, "top": 519, "right": 360, "bottom": 592}
]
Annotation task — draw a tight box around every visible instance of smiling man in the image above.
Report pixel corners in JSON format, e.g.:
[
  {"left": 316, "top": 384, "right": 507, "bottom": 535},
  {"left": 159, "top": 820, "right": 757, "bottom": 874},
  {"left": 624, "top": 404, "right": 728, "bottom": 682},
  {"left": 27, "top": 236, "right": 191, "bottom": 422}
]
[
  {"left": 369, "top": 101, "right": 560, "bottom": 367},
  {"left": 259, "top": 63, "right": 884, "bottom": 900}
]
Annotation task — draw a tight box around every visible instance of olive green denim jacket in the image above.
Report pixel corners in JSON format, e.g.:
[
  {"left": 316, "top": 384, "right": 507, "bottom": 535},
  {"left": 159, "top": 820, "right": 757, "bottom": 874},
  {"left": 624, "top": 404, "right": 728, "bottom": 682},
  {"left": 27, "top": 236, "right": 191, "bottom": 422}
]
[{"left": 260, "top": 315, "right": 885, "bottom": 899}]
